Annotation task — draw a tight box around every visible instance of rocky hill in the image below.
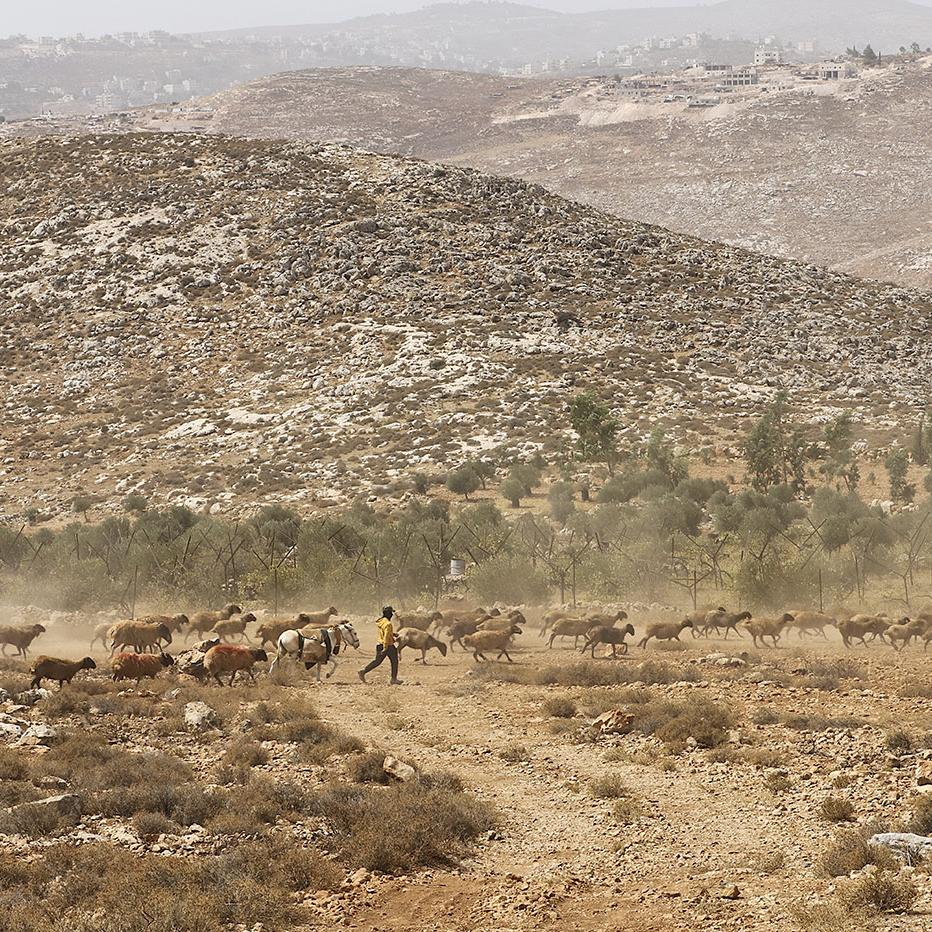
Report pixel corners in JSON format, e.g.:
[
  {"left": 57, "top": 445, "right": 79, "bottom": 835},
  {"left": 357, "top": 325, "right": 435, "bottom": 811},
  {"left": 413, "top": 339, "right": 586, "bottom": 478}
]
[
  {"left": 144, "top": 61, "right": 932, "bottom": 290},
  {"left": 2, "top": 133, "right": 931, "bottom": 521}
]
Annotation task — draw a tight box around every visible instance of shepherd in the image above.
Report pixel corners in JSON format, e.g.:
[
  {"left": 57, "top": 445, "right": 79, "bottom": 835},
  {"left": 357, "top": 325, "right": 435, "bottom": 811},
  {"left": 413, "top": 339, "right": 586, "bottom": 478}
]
[{"left": 358, "top": 606, "right": 403, "bottom": 685}]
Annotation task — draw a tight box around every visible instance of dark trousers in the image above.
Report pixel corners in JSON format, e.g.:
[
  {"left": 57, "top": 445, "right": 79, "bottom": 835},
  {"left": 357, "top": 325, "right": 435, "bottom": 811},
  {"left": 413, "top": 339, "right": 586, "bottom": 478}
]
[{"left": 363, "top": 644, "right": 399, "bottom": 678}]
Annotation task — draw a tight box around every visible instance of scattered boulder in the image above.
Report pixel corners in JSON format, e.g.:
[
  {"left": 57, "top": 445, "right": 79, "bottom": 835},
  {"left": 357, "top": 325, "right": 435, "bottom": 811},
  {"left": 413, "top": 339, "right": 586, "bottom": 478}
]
[
  {"left": 383, "top": 755, "right": 417, "bottom": 782},
  {"left": 590, "top": 710, "right": 634, "bottom": 736},
  {"left": 183, "top": 701, "right": 220, "bottom": 732}
]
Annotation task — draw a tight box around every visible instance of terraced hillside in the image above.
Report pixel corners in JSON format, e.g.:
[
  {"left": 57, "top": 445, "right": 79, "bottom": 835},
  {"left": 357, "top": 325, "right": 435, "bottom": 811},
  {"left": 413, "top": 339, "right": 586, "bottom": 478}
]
[{"left": 1, "top": 133, "right": 931, "bottom": 521}]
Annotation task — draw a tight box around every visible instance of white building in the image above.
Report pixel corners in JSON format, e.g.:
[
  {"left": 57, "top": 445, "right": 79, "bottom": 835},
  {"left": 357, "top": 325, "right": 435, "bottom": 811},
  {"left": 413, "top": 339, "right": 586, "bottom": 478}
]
[{"left": 754, "top": 46, "right": 782, "bottom": 66}]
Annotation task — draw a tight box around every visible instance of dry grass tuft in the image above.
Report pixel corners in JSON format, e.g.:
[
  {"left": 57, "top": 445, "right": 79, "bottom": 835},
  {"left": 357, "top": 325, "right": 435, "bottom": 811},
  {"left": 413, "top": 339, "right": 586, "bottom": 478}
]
[
  {"left": 589, "top": 774, "right": 630, "bottom": 799},
  {"left": 837, "top": 869, "right": 918, "bottom": 915},
  {"left": 542, "top": 696, "right": 577, "bottom": 718},
  {"left": 819, "top": 831, "right": 899, "bottom": 877},
  {"left": 820, "top": 797, "right": 857, "bottom": 823}
]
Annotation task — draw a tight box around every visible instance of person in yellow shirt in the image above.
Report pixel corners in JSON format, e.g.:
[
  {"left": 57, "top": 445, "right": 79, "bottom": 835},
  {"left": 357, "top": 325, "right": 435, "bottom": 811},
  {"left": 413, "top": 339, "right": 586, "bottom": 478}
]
[{"left": 358, "top": 605, "right": 402, "bottom": 685}]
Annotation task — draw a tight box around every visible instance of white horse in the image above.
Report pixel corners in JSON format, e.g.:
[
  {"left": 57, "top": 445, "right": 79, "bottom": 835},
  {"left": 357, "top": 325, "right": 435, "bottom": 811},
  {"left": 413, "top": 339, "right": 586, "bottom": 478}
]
[{"left": 269, "top": 621, "right": 359, "bottom": 681}]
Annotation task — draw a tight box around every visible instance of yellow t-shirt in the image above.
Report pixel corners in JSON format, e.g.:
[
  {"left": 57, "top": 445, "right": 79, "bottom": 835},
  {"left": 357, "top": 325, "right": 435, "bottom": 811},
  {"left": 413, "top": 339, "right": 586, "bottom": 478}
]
[{"left": 376, "top": 617, "right": 395, "bottom": 649}]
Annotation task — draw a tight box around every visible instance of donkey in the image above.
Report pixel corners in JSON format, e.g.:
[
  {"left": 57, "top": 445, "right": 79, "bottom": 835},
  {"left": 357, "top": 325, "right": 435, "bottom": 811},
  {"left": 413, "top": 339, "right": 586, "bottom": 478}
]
[{"left": 269, "top": 621, "right": 359, "bottom": 681}]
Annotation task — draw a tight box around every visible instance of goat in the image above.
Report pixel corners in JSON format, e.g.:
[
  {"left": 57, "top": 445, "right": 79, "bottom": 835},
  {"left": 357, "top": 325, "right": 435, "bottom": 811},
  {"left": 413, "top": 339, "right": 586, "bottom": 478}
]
[
  {"left": 686, "top": 606, "right": 725, "bottom": 639},
  {"left": 186, "top": 604, "right": 243, "bottom": 639},
  {"left": 0, "top": 624, "right": 46, "bottom": 658},
  {"left": 203, "top": 644, "right": 268, "bottom": 686},
  {"left": 30, "top": 656, "right": 96, "bottom": 689},
  {"left": 111, "top": 651, "right": 174, "bottom": 682},
  {"left": 581, "top": 623, "right": 636, "bottom": 658},
  {"left": 108, "top": 620, "right": 172, "bottom": 654},
  {"left": 461, "top": 627, "right": 519, "bottom": 663},
  {"left": 743, "top": 613, "right": 795, "bottom": 648},
  {"left": 395, "top": 628, "right": 448, "bottom": 664},
  {"left": 448, "top": 618, "right": 482, "bottom": 650},
  {"left": 638, "top": 620, "right": 693, "bottom": 648}
]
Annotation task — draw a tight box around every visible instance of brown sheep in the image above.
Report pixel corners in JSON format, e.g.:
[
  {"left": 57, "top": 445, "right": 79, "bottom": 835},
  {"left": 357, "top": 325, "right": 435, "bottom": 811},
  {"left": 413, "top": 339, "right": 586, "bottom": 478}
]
[
  {"left": 294, "top": 607, "right": 338, "bottom": 628},
  {"left": 700, "top": 610, "right": 752, "bottom": 639},
  {"left": 186, "top": 604, "right": 243, "bottom": 639},
  {"left": 137, "top": 613, "right": 189, "bottom": 634},
  {"left": 211, "top": 612, "right": 257, "bottom": 642},
  {"left": 461, "top": 628, "right": 519, "bottom": 663},
  {"left": 30, "top": 656, "right": 96, "bottom": 689},
  {"left": 0, "top": 624, "right": 46, "bottom": 658},
  {"left": 394, "top": 611, "right": 443, "bottom": 632},
  {"left": 435, "top": 607, "right": 491, "bottom": 634},
  {"left": 886, "top": 617, "right": 924, "bottom": 650},
  {"left": 203, "top": 644, "right": 269, "bottom": 686},
  {"left": 111, "top": 651, "right": 174, "bottom": 682},
  {"left": 743, "top": 614, "right": 795, "bottom": 648},
  {"left": 255, "top": 619, "right": 296, "bottom": 648},
  {"left": 838, "top": 614, "right": 889, "bottom": 648},
  {"left": 479, "top": 612, "right": 528, "bottom": 633},
  {"left": 108, "top": 620, "right": 172, "bottom": 654},
  {"left": 395, "top": 628, "right": 448, "bottom": 664},
  {"left": 539, "top": 607, "right": 575, "bottom": 637},
  {"left": 686, "top": 606, "right": 726, "bottom": 639},
  {"left": 448, "top": 618, "right": 482, "bottom": 650},
  {"left": 548, "top": 617, "right": 593, "bottom": 650},
  {"left": 638, "top": 620, "right": 693, "bottom": 649},
  {"left": 582, "top": 623, "right": 636, "bottom": 658},
  {"left": 788, "top": 611, "right": 836, "bottom": 640}
]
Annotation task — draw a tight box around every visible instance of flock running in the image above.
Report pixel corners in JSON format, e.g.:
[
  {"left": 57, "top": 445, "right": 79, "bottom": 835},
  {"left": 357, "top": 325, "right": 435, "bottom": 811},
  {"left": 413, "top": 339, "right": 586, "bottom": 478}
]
[{"left": 4, "top": 602, "right": 931, "bottom": 692}]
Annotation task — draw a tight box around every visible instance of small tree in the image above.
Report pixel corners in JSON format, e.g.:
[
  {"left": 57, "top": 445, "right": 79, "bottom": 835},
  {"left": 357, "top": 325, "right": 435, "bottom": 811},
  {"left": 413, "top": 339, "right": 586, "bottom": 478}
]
[
  {"left": 742, "top": 393, "right": 808, "bottom": 494},
  {"left": 509, "top": 463, "right": 542, "bottom": 497},
  {"left": 569, "top": 392, "right": 619, "bottom": 475},
  {"left": 911, "top": 412, "right": 928, "bottom": 466},
  {"left": 646, "top": 427, "right": 688, "bottom": 488},
  {"left": 122, "top": 493, "right": 148, "bottom": 514},
  {"left": 862, "top": 44, "right": 877, "bottom": 64},
  {"left": 71, "top": 495, "right": 93, "bottom": 522},
  {"left": 446, "top": 467, "right": 480, "bottom": 501},
  {"left": 501, "top": 477, "right": 525, "bottom": 508},
  {"left": 466, "top": 459, "right": 496, "bottom": 490},
  {"left": 884, "top": 447, "right": 915, "bottom": 504},
  {"left": 412, "top": 472, "right": 430, "bottom": 495},
  {"left": 821, "top": 412, "right": 860, "bottom": 491}
]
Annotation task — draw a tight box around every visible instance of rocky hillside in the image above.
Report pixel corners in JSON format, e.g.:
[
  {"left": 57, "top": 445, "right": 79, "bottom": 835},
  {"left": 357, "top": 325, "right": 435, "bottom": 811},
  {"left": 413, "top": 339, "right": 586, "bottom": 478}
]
[
  {"left": 1, "top": 133, "right": 931, "bottom": 521},
  {"left": 140, "top": 61, "right": 932, "bottom": 290}
]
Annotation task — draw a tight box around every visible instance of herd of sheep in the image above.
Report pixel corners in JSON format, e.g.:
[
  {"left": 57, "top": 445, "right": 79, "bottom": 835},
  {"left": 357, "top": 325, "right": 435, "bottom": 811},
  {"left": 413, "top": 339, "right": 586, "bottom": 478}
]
[{"left": 2, "top": 601, "right": 930, "bottom": 693}]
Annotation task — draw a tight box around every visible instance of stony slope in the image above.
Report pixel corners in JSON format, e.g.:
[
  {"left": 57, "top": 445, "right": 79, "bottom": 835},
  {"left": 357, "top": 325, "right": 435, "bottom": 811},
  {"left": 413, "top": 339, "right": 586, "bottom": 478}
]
[
  {"left": 165, "top": 61, "right": 932, "bottom": 290},
  {"left": 1, "top": 133, "right": 931, "bottom": 521}
]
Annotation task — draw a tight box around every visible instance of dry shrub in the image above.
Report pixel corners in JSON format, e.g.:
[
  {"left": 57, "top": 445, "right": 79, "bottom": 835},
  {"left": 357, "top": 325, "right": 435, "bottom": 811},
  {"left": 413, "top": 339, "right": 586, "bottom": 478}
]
[
  {"left": 627, "top": 697, "right": 734, "bottom": 751},
  {"left": 838, "top": 869, "right": 918, "bottom": 915},
  {"left": 498, "top": 743, "right": 530, "bottom": 763},
  {"left": 0, "top": 747, "right": 31, "bottom": 781},
  {"left": 589, "top": 774, "right": 630, "bottom": 799},
  {"left": 899, "top": 684, "right": 932, "bottom": 699},
  {"left": 0, "top": 837, "right": 337, "bottom": 932},
  {"left": 789, "top": 901, "right": 863, "bottom": 932},
  {"left": 543, "top": 696, "right": 577, "bottom": 718},
  {"left": 133, "top": 811, "right": 177, "bottom": 837},
  {"left": 765, "top": 772, "right": 793, "bottom": 794},
  {"left": 0, "top": 799, "right": 77, "bottom": 838},
  {"left": 906, "top": 795, "right": 932, "bottom": 835},
  {"left": 752, "top": 707, "right": 779, "bottom": 725},
  {"left": 884, "top": 730, "right": 912, "bottom": 753},
  {"left": 612, "top": 797, "right": 643, "bottom": 825},
  {"left": 252, "top": 695, "right": 362, "bottom": 762},
  {"left": 820, "top": 831, "right": 899, "bottom": 878},
  {"left": 346, "top": 750, "right": 392, "bottom": 785},
  {"left": 221, "top": 737, "right": 268, "bottom": 770},
  {"left": 821, "top": 797, "right": 857, "bottom": 823},
  {"left": 210, "top": 775, "right": 313, "bottom": 836},
  {"left": 315, "top": 779, "right": 495, "bottom": 873}
]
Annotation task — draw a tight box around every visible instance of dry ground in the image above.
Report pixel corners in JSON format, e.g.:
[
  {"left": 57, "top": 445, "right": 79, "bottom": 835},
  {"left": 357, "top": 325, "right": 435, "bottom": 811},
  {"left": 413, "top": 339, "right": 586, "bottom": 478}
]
[{"left": 2, "top": 612, "right": 932, "bottom": 931}]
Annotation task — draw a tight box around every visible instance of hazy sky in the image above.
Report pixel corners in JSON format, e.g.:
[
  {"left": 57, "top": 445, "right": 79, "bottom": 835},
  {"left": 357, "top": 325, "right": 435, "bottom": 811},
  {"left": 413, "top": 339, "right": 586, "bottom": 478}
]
[
  {"left": 6, "top": 0, "right": 932, "bottom": 37},
  {"left": 6, "top": 0, "right": 708, "bottom": 38}
]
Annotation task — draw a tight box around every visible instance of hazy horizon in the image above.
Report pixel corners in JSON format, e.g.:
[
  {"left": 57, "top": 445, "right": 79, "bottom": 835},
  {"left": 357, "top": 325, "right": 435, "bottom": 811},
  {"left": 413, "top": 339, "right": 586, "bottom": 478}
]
[{"left": 10, "top": 0, "right": 922, "bottom": 40}]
